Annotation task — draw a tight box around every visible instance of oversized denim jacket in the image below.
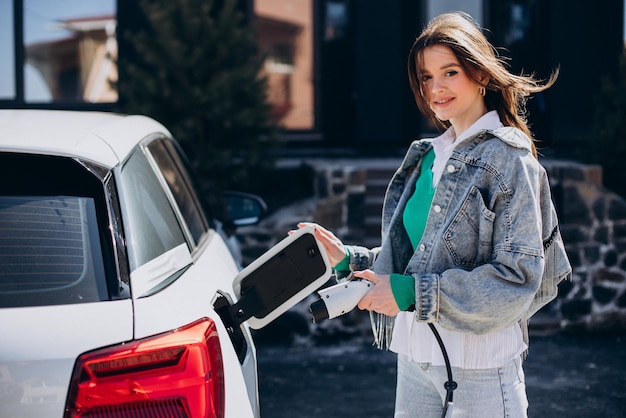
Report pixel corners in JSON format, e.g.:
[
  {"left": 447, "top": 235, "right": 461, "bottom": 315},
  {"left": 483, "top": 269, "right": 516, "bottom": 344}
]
[{"left": 345, "top": 127, "right": 572, "bottom": 335}]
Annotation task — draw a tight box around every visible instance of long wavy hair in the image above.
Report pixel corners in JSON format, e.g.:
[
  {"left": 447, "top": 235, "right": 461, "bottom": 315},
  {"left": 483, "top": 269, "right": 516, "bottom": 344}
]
[{"left": 407, "top": 12, "right": 558, "bottom": 158}]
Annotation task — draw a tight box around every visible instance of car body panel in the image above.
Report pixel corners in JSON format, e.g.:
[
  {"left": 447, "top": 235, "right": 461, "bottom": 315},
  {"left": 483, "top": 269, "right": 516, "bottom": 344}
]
[
  {"left": 0, "top": 300, "right": 133, "bottom": 418},
  {"left": 0, "top": 110, "right": 122, "bottom": 167},
  {"left": 0, "top": 110, "right": 169, "bottom": 169}
]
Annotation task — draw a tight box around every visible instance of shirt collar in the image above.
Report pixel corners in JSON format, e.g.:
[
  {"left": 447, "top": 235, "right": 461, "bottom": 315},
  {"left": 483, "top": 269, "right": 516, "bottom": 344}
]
[{"left": 432, "top": 110, "right": 503, "bottom": 153}]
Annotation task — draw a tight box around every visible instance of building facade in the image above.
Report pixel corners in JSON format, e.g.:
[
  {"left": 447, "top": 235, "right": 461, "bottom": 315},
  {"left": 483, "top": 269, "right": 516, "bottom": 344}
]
[{"left": 1, "top": 0, "right": 623, "bottom": 157}]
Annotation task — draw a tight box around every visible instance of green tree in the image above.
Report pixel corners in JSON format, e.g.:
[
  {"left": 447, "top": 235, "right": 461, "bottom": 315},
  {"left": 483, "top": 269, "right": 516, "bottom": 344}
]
[{"left": 117, "top": 0, "right": 278, "bottom": 199}]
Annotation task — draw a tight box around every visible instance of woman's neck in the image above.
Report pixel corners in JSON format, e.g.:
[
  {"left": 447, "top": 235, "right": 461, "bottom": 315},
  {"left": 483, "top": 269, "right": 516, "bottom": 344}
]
[{"left": 450, "top": 104, "right": 488, "bottom": 141}]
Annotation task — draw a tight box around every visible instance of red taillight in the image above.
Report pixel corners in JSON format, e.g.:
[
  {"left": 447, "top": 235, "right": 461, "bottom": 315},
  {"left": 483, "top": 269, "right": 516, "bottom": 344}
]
[{"left": 64, "top": 318, "right": 225, "bottom": 418}]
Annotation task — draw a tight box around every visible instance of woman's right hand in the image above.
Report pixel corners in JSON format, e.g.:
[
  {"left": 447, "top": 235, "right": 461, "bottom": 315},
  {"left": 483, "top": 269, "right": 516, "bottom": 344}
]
[{"left": 293, "top": 222, "right": 347, "bottom": 267}]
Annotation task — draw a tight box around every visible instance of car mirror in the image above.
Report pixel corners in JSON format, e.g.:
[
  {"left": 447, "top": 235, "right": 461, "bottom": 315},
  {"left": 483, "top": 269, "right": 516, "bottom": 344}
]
[{"left": 223, "top": 191, "right": 267, "bottom": 227}]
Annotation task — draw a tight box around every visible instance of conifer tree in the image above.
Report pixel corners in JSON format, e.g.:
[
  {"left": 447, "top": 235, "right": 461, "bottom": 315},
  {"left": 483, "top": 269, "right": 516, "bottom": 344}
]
[{"left": 117, "top": 0, "right": 277, "bottom": 197}]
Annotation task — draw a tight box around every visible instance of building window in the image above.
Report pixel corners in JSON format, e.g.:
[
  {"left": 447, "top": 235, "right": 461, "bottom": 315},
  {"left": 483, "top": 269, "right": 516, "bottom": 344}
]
[
  {"left": 0, "top": 1, "right": 15, "bottom": 100},
  {"left": 1, "top": 0, "right": 117, "bottom": 105},
  {"left": 426, "top": 0, "right": 483, "bottom": 23},
  {"left": 24, "top": 0, "right": 118, "bottom": 103},
  {"left": 324, "top": 1, "right": 348, "bottom": 41},
  {"left": 254, "top": 0, "right": 315, "bottom": 131}
]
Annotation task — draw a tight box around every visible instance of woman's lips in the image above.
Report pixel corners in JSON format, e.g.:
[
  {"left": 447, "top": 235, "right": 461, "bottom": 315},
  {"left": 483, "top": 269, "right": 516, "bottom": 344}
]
[{"left": 434, "top": 97, "right": 454, "bottom": 106}]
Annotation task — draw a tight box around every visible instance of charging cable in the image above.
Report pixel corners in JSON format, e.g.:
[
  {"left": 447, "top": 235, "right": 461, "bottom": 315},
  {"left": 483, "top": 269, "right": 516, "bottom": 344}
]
[
  {"left": 428, "top": 323, "right": 457, "bottom": 418},
  {"left": 309, "top": 279, "right": 458, "bottom": 417}
]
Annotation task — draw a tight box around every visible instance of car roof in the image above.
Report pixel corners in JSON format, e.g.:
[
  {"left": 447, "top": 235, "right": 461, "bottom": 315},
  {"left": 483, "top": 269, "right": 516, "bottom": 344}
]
[{"left": 0, "top": 109, "right": 172, "bottom": 169}]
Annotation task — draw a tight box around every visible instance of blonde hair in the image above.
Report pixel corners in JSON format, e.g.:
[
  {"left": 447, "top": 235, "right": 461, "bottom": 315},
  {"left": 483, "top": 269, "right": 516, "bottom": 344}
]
[{"left": 407, "top": 12, "right": 558, "bottom": 157}]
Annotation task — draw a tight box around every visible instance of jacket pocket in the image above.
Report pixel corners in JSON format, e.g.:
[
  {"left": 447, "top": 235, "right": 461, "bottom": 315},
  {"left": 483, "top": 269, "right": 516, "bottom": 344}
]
[{"left": 443, "top": 186, "right": 495, "bottom": 268}]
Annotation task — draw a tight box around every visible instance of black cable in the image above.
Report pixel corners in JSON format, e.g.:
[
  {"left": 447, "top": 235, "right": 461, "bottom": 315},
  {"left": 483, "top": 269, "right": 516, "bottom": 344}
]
[{"left": 428, "top": 323, "right": 457, "bottom": 418}]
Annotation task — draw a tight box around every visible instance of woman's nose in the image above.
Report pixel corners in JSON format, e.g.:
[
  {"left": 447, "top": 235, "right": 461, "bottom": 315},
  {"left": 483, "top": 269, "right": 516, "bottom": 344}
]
[{"left": 431, "top": 77, "right": 445, "bottom": 93}]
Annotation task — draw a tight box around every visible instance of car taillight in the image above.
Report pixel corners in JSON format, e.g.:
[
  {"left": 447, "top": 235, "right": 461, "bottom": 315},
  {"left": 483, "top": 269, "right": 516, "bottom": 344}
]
[{"left": 64, "top": 318, "right": 225, "bottom": 418}]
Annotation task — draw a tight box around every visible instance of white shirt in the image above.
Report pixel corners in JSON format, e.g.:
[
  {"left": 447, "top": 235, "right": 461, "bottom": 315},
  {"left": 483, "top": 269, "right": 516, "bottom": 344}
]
[{"left": 389, "top": 111, "right": 527, "bottom": 369}]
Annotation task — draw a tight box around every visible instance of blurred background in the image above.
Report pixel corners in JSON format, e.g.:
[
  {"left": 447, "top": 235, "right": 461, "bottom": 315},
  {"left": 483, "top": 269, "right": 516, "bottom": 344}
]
[
  {"left": 1, "top": 0, "right": 625, "bottom": 346},
  {"left": 3, "top": 0, "right": 623, "bottom": 150}
]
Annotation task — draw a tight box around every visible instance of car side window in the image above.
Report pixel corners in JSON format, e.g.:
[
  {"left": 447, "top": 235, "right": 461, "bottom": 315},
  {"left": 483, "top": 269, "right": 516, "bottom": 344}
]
[
  {"left": 117, "top": 147, "right": 187, "bottom": 272},
  {"left": 146, "top": 138, "right": 209, "bottom": 248}
]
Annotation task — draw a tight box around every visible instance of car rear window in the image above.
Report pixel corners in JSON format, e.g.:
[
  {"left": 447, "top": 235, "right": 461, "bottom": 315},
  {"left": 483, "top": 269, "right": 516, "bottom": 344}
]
[
  {"left": 0, "top": 195, "right": 109, "bottom": 306},
  {"left": 0, "top": 153, "right": 115, "bottom": 308}
]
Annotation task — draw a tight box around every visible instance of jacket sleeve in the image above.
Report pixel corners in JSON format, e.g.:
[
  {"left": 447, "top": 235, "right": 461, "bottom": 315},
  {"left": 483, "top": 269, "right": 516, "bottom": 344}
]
[
  {"left": 525, "top": 173, "right": 572, "bottom": 318},
  {"left": 344, "top": 245, "right": 380, "bottom": 272}
]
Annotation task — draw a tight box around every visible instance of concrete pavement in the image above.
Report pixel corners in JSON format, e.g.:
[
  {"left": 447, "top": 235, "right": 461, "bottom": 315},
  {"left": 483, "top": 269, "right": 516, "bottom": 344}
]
[{"left": 257, "top": 331, "right": 626, "bottom": 417}]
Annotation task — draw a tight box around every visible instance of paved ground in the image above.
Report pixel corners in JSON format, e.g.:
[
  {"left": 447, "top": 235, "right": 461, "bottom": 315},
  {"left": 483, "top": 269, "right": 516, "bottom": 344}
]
[{"left": 257, "top": 332, "right": 626, "bottom": 417}]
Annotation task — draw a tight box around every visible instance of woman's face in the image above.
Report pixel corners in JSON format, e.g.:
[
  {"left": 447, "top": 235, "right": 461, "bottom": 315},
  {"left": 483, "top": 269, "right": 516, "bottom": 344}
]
[{"left": 419, "top": 44, "right": 487, "bottom": 135}]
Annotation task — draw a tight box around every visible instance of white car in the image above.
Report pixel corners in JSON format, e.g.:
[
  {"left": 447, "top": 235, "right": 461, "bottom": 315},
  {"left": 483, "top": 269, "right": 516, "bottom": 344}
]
[{"left": 0, "top": 110, "right": 330, "bottom": 418}]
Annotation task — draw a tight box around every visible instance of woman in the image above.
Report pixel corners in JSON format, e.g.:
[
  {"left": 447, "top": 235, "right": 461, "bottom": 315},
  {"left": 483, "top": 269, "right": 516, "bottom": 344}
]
[{"left": 299, "top": 12, "right": 571, "bottom": 417}]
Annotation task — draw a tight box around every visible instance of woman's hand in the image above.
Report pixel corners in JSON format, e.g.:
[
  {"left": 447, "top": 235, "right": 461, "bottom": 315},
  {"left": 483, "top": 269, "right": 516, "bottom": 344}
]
[
  {"left": 354, "top": 270, "right": 400, "bottom": 317},
  {"left": 292, "top": 222, "right": 348, "bottom": 267}
]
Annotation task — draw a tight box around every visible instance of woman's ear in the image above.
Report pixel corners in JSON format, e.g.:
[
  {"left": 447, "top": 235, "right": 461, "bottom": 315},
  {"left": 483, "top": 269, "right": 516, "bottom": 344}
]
[{"left": 479, "top": 73, "right": 490, "bottom": 88}]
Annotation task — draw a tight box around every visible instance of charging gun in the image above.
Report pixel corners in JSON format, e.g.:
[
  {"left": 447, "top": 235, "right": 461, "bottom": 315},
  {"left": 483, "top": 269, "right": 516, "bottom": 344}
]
[
  {"left": 309, "top": 277, "right": 457, "bottom": 418},
  {"left": 308, "top": 279, "right": 373, "bottom": 323}
]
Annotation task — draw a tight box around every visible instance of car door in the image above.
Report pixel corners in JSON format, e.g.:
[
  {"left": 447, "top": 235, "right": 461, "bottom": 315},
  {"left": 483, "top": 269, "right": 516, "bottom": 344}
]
[
  {"left": 116, "top": 135, "right": 333, "bottom": 417},
  {"left": 117, "top": 136, "right": 261, "bottom": 417}
]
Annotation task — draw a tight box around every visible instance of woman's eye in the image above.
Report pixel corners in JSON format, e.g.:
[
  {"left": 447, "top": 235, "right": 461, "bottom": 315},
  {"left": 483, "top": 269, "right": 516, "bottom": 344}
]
[
  {"left": 421, "top": 75, "right": 432, "bottom": 83},
  {"left": 445, "top": 70, "right": 458, "bottom": 77}
]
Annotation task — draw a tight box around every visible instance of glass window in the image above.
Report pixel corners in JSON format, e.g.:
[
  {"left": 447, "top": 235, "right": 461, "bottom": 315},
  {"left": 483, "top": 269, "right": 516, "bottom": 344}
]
[
  {"left": 117, "top": 148, "right": 186, "bottom": 272},
  {"left": 0, "top": 1, "right": 15, "bottom": 100},
  {"left": 0, "top": 196, "right": 108, "bottom": 307},
  {"left": 325, "top": 1, "right": 348, "bottom": 41},
  {"left": 426, "top": 0, "right": 483, "bottom": 23},
  {"left": 0, "top": 153, "right": 112, "bottom": 308},
  {"left": 147, "top": 138, "right": 208, "bottom": 247},
  {"left": 23, "top": 0, "right": 117, "bottom": 103},
  {"left": 488, "top": 0, "right": 553, "bottom": 141},
  {"left": 255, "top": 0, "right": 315, "bottom": 130}
]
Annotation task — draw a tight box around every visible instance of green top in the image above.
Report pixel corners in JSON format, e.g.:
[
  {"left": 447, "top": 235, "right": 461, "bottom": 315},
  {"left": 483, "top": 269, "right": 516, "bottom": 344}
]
[
  {"left": 390, "top": 148, "right": 435, "bottom": 310},
  {"left": 334, "top": 148, "right": 436, "bottom": 311},
  {"left": 402, "top": 148, "right": 436, "bottom": 250},
  {"left": 334, "top": 247, "right": 351, "bottom": 272}
]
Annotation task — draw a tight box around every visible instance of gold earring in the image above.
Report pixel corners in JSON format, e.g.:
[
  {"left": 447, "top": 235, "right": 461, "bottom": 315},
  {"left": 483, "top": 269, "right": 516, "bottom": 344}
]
[{"left": 479, "top": 86, "right": 486, "bottom": 96}]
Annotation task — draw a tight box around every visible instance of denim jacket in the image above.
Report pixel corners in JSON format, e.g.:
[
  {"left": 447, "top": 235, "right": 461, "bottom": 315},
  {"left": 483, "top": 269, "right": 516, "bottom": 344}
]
[{"left": 346, "top": 127, "right": 572, "bottom": 335}]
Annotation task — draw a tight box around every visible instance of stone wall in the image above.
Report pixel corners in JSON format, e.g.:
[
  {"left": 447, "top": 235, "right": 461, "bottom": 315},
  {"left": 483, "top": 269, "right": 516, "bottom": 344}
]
[
  {"left": 545, "top": 160, "right": 626, "bottom": 331},
  {"left": 237, "top": 158, "right": 626, "bottom": 336}
]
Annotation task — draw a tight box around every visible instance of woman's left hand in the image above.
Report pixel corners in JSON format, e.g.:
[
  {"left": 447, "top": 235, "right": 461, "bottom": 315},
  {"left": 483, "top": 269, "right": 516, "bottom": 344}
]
[{"left": 354, "top": 270, "right": 401, "bottom": 317}]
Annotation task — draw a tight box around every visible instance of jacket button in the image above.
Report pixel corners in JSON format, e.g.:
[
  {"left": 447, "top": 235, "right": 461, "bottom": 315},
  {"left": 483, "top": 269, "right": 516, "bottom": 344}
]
[
  {"left": 433, "top": 205, "right": 441, "bottom": 213},
  {"left": 446, "top": 164, "right": 455, "bottom": 173},
  {"left": 419, "top": 244, "right": 426, "bottom": 251}
]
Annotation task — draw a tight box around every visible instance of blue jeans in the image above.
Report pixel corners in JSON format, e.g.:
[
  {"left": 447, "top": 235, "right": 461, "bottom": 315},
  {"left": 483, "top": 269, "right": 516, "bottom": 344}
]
[{"left": 394, "top": 354, "right": 528, "bottom": 417}]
